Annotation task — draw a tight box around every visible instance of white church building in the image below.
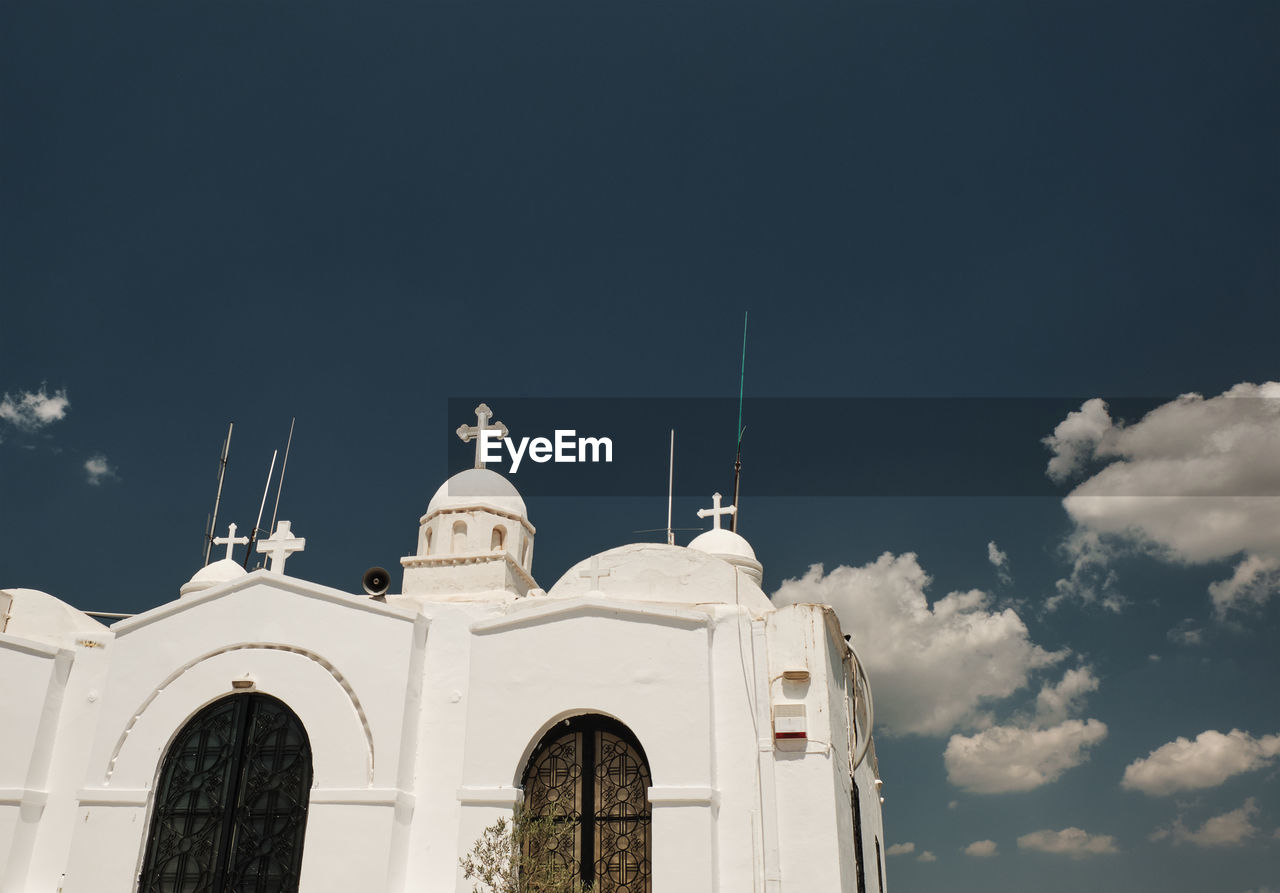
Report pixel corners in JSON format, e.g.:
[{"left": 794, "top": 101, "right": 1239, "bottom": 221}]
[{"left": 0, "top": 407, "right": 886, "bottom": 892}]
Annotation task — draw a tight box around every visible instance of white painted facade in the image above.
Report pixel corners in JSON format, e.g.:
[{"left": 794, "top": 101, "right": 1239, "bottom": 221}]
[{"left": 0, "top": 464, "right": 886, "bottom": 892}]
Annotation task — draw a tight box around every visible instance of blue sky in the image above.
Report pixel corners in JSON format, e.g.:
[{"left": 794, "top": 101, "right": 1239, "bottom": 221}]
[{"left": 2, "top": 0, "right": 1278, "bottom": 890}]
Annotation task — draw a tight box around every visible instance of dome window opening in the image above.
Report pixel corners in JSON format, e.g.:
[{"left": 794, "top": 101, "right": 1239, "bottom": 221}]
[
  {"left": 424, "top": 526, "right": 434, "bottom": 555},
  {"left": 452, "top": 520, "right": 468, "bottom": 552},
  {"left": 491, "top": 525, "right": 506, "bottom": 551}
]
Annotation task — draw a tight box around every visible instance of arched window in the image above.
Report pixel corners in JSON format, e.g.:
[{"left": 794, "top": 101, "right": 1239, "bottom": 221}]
[
  {"left": 138, "top": 694, "right": 312, "bottom": 893},
  {"left": 452, "top": 520, "right": 468, "bottom": 552},
  {"left": 491, "top": 525, "right": 506, "bottom": 551},
  {"left": 424, "top": 526, "right": 433, "bottom": 554},
  {"left": 522, "top": 715, "right": 652, "bottom": 893}
]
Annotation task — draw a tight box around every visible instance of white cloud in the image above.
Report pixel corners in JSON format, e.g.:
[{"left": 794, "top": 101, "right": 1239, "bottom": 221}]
[
  {"left": 1035, "top": 667, "right": 1100, "bottom": 727},
  {"left": 0, "top": 385, "right": 69, "bottom": 432},
  {"left": 916, "top": 850, "right": 937, "bottom": 863},
  {"left": 947, "top": 800, "right": 958, "bottom": 809},
  {"left": 1207, "top": 554, "right": 1280, "bottom": 615},
  {"left": 945, "top": 718, "right": 1108, "bottom": 793},
  {"left": 1121, "top": 729, "right": 1280, "bottom": 796},
  {"left": 1044, "top": 383, "right": 1280, "bottom": 615},
  {"left": 987, "top": 541, "right": 1008, "bottom": 567},
  {"left": 1167, "top": 619, "right": 1203, "bottom": 647},
  {"left": 772, "top": 554, "right": 1065, "bottom": 736},
  {"left": 1043, "top": 397, "right": 1113, "bottom": 483},
  {"left": 1151, "top": 799, "right": 1260, "bottom": 848},
  {"left": 885, "top": 842, "right": 915, "bottom": 856},
  {"left": 987, "top": 541, "right": 1012, "bottom": 585},
  {"left": 84, "top": 454, "right": 118, "bottom": 486},
  {"left": 945, "top": 665, "right": 1106, "bottom": 794},
  {"left": 1049, "top": 529, "right": 1125, "bottom": 613},
  {"left": 964, "top": 839, "right": 998, "bottom": 857},
  {"left": 1017, "top": 827, "right": 1119, "bottom": 858}
]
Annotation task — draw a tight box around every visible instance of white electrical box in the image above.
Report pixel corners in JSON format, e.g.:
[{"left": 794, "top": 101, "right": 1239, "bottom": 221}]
[{"left": 773, "top": 703, "right": 807, "bottom": 741}]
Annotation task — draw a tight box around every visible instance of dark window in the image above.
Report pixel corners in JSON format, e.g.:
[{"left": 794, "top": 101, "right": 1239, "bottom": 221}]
[
  {"left": 851, "top": 780, "right": 866, "bottom": 893},
  {"left": 876, "top": 836, "right": 884, "bottom": 893},
  {"left": 522, "top": 715, "right": 652, "bottom": 893},
  {"left": 138, "top": 694, "right": 312, "bottom": 893}
]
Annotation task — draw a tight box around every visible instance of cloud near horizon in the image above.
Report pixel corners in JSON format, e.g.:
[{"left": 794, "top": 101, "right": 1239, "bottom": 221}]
[
  {"left": 1043, "top": 383, "right": 1280, "bottom": 616},
  {"left": 1150, "top": 799, "right": 1262, "bottom": 848},
  {"left": 964, "top": 839, "right": 998, "bottom": 858},
  {"left": 1121, "top": 729, "right": 1280, "bottom": 796},
  {"left": 771, "top": 553, "right": 1065, "bottom": 736},
  {"left": 1017, "top": 827, "right": 1119, "bottom": 858}
]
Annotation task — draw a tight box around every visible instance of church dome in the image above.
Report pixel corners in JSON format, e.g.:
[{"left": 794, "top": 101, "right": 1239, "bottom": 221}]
[
  {"left": 179, "top": 557, "right": 247, "bottom": 597},
  {"left": 547, "top": 543, "right": 773, "bottom": 617},
  {"left": 426, "top": 468, "right": 527, "bottom": 518},
  {"left": 688, "top": 528, "right": 757, "bottom": 562},
  {"left": 688, "top": 528, "right": 764, "bottom": 586}
]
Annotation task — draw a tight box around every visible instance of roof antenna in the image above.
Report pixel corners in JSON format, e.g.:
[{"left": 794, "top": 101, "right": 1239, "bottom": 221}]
[
  {"left": 666, "top": 429, "right": 675, "bottom": 545},
  {"left": 203, "top": 422, "right": 234, "bottom": 566},
  {"left": 245, "top": 449, "right": 278, "bottom": 569},
  {"left": 268, "top": 417, "right": 296, "bottom": 538},
  {"left": 731, "top": 311, "right": 748, "bottom": 532}
]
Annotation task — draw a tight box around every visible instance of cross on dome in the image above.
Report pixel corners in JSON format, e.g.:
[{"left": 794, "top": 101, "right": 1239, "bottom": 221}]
[
  {"left": 256, "top": 520, "right": 306, "bottom": 574},
  {"left": 697, "top": 492, "right": 737, "bottom": 531},
  {"left": 212, "top": 523, "right": 249, "bottom": 562},
  {"left": 456, "top": 403, "right": 509, "bottom": 469},
  {"left": 579, "top": 555, "right": 611, "bottom": 591}
]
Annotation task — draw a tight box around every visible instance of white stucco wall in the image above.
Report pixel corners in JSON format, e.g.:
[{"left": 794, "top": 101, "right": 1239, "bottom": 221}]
[
  {"left": 1, "top": 541, "right": 888, "bottom": 893},
  {"left": 60, "top": 573, "right": 420, "bottom": 893}
]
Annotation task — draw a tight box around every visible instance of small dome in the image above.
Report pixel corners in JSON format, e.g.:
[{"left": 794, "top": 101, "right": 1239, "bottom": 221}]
[
  {"left": 688, "top": 528, "right": 757, "bottom": 561},
  {"left": 427, "top": 468, "right": 527, "bottom": 518},
  {"left": 687, "top": 528, "right": 763, "bottom": 585},
  {"left": 545, "top": 543, "right": 773, "bottom": 616},
  {"left": 180, "top": 557, "right": 247, "bottom": 597}
]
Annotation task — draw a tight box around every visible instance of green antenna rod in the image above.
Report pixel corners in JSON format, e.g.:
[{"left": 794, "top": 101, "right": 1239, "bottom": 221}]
[{"left": 731, "top": 311, "right": 748, "bottom": 532}]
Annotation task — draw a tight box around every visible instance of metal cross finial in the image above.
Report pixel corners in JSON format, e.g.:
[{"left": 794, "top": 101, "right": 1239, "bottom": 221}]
[
  {"left": 579, "top": 555, "right": 611, "bottom": 591},
  {"left": 212, "top": 523, "right": 249, "bottom": 562},
  {"left": 697, "top": 492, "right": 737, "bottom": 531},
  {"left": 456, "top": 402, "right": 509, "bottom": 469},
  {"left": 256, "top": 520, "right": 306, "bottom": 574}
]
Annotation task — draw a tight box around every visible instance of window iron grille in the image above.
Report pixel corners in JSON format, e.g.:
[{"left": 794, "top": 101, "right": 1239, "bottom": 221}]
[
  {"left": 138, "top": 694, "right": 312, "bottom": 893},
  {"left": 522, "top": 715, "right": 652, "bottom": 893}
]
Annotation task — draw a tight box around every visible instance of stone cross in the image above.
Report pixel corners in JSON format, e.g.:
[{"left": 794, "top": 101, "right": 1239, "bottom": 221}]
[
  {"left": 697, "top": 492, "right": 737, "bottom": 531},
  {"left": 579, "top": 555, "right": 611, "bottom": 591},
  {"left": 256, "top": 520, "right": 306, "bottom": 574},
  {"left": 456, "top": 403, "right": 509, "bottom": 469},
  {"left": 212, "top": 523, "right": 249, "bottom": 562}
]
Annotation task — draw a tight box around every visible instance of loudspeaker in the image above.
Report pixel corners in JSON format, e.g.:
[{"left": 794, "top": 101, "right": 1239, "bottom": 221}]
[{"left": 362, "top": 566, "right": 391, "bottom": 597}]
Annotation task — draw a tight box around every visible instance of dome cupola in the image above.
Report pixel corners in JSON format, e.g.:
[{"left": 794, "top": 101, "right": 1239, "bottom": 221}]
[
  {"left": 400, "top": 404, "right": 538, "bottom": 599},
  {"left": 686, "top": 492, "right": 763, "bottom": 586},
  {"left": 181, "top": 523, "right": 249, "bottom": 597}
]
